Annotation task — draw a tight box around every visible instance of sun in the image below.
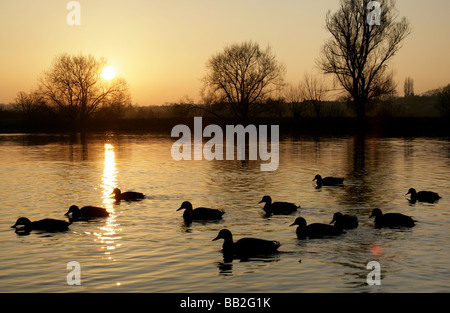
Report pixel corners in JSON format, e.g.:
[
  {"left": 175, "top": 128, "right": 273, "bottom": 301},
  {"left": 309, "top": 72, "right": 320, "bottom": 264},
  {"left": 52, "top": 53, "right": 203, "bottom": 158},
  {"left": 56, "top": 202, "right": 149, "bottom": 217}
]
[{"left": 101, "top": 66, "right": 117, "bottom": 80}]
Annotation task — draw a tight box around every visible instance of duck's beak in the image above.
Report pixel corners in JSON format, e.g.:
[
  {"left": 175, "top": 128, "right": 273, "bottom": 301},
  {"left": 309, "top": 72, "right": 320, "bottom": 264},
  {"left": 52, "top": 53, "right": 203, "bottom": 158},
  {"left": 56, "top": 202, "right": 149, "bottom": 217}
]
[
  {"left": 64, "top": 211, "right": 70, "bottom": 216},
  {"left": 176, "top": 207, "right": 183, "bottom": 211},
  {"left": 289, "top": 222, "right": 296, "bottom": 227},
  {"left": 330, "top": 218, "right": 335, "bottom": 224},
  {"left": 258, "top": 200, "right": 264, "bottom": 204},
  {"left": 212, "top": 235, "right": 221, "bottom": 241}
]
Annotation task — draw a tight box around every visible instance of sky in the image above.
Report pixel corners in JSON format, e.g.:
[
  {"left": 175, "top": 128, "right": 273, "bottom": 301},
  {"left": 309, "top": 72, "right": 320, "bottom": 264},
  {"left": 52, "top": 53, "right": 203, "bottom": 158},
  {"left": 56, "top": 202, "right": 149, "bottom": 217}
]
[{"left": 0, "top": 0, "right": 449, "bottom": 106}]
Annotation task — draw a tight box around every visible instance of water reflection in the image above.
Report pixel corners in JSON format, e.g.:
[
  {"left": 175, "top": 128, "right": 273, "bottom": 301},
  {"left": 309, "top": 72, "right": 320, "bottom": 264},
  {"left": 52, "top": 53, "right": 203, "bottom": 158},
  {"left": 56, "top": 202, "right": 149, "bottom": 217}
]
[{"left": 97, "top": 143, "right": 121, "bottom": 260}]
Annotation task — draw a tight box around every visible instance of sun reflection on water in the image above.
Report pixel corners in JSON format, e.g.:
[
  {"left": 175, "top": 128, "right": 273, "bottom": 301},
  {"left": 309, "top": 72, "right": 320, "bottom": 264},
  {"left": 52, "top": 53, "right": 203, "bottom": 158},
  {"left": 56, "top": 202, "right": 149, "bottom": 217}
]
[{"left": 99, "top": 143, "right": 121, "bottom": 259}]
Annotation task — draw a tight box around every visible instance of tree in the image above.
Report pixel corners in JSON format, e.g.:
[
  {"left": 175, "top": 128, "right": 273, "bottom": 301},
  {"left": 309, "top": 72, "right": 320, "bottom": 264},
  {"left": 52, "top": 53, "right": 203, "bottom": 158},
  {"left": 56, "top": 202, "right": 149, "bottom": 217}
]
[
  {"left": 284, "top": 82, "right": 306, "bottom": 118},
  {"left": 39, "top": 53, "right": 130, "bottom": 124},
  {"left": 404, "top": 76, "right": 414, "bottom": 97},
  {"left": 13, "top": 90, "right": 49, "bottom": 118},
  {"left": 202, "top": 41, "right": 285, "bottom": 121},
  {"left": 303, "top": 72, "right": 329, "bottom": 118},
  {"left": 318, "top": 0, "right": 411, "bottom": 118},
  {"left": 436, "top": 84, "right": 450, "bottom": 118}
]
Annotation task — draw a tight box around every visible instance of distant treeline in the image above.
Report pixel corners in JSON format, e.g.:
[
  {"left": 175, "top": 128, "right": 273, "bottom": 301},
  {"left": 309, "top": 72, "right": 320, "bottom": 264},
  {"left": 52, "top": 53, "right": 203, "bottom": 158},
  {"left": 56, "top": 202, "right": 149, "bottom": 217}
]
[{"left": 0, "top": 83, "right": 449, "bottom": 136}]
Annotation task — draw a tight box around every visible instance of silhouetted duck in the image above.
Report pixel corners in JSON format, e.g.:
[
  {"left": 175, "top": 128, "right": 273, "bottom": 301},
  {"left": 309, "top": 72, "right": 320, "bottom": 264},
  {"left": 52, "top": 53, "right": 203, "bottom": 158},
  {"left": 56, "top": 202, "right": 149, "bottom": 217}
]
[
  {"left": 177, "top": 201, "right": 225, "bottom": 221},
  {"left": 406, "top": 188, "right": 441, "bottom": 203},
  {"left": 369, "top": 208, "right": 415, "bottom": 228},
  {"left": 212, "top": 229, "right": 281, "bottom": 257},
  {"left": 112, "top": 188, "right": 145, "bottom": 201},
  {"left": 11, "top": 217, "right": 70, "bottom": 233},
  {"left": 313, "top": 174, "right": 344, "bottom": 187},
  {"left": 258, "top": 195, "right": 300, "bottom": 215},
  {"left": 330, "top": 212, "right": 358, "bottom": 229},
  {"left": 65, "top": 205, "right": 109, "bottom": 221},
  {"left": 290, "top": 217, "right": 344, "bottom": 239}
]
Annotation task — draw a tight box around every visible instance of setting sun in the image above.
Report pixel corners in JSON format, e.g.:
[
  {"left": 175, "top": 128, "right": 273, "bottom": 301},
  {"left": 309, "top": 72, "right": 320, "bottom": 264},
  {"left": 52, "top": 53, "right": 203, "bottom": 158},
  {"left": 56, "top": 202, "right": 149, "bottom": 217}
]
[{"left": 101, "top": 66, "right": 116, "bottom": 80}]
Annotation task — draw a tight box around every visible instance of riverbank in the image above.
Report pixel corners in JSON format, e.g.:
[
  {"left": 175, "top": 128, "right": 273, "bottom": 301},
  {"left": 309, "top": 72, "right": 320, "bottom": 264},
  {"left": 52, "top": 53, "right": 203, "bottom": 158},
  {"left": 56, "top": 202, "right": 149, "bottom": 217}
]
[{"left": 0, "top": 116, "right": 449, "bottom": 137}]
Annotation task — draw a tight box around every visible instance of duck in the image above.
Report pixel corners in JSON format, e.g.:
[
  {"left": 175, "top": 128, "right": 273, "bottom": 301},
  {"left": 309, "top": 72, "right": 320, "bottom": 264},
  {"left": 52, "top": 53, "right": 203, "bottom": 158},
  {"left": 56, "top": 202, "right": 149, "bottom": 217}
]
[
  {"left": 406, "top": 188, "right": 441, "bottom": 203},
  {"left": 258, "top": 195, "right": 300, "bottom": 215},
  {"left": 212, "top": 229, "right": 281, "bottom": 257},
  {"left": 290, "top": 217, "right": 344, "bottom": 239},
  {"left": 330, "top": 212, "right": 358, "bottom": 229},
  {"left": 369, "top": 208, "right": 415, "bottom": 228},
  {"left": 177, "top": 201, "right": 225, "bottom": 221},
  {"left": 64, "top": 205, "right": 109, "bottom": 221},
  {"left": 11, "top": 217, "right": 70, "bottom": 233},
  {"left": 313, "top": 174, "right": 344, "bottom": 187},
  {"left": 112, "top": 188, "right": 145, "bottom": 201}
]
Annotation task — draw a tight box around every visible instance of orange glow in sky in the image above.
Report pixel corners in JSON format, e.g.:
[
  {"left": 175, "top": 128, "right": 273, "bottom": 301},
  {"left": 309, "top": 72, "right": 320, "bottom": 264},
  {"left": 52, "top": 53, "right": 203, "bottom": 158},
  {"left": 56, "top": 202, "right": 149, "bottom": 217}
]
[{"left": 0, "top": 0, "right": 449, "bottom": 106}]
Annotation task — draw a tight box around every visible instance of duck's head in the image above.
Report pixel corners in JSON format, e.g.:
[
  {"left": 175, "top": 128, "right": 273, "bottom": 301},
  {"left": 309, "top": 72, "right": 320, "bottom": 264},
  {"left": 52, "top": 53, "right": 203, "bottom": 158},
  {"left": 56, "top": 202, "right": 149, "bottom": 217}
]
[
  {"left": 330, "top": 212, "right": 343, "bottom": 224},
  {"left": 65, "top": 205, "right": 80, "bottom": 216},
  {"left": 111, "top": 188, "right": 121, "bottom": 196},
  {"left": 11, "top": 217, "right": 32, "bottom": 229},
  {"left": 406, "top": 188, "right": 417, "bottom": 196},
  {"left": 313, "top": 174, "right": 322, "bottom": 181},
  {"left": 212, "top": 229, "right": 233, "bottom": 242},
  {"left": 177, "top": 201, "right": 193, "bottom": 211},
  {"left": 369, "top": 208, "right": 383, "bottom": 218},
  {"left": 290, "top": 217, "right": 307, "bottom": 227},
  {"left": 258, "top": 195, "right": 272, "bottom": 204}
]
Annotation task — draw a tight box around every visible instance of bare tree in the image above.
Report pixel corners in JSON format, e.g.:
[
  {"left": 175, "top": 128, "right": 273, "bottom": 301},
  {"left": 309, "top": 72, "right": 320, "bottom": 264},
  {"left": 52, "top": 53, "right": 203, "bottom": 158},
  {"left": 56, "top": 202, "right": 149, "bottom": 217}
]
[
  {"left": 39, "top": 53, "right": 130, "bottom": 123},
  {"left": 318, "top": 0, "right": 411, "bottom": 118},
  {"left": 202, "top": 41, "right": 285, "bottom": 121},
  {"left": 436, "top": 84, "right": 450, "bottom": 118},
  {"left": 404, "top": 76, "right": 414, "bottom": 97},
  {"left": 284, "top": 82, "right": 306, "bottom": 118},
  {"left": 13, "top": 90, "right": 48, "bottom": 117},
  {"left": 303, "top": 72, "right": 329, "bottom": 118}
]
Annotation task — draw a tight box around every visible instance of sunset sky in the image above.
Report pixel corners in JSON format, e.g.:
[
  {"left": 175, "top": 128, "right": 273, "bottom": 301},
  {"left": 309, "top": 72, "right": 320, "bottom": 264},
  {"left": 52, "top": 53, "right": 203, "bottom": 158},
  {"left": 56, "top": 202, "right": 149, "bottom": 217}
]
[{"left": 0, "top": 0, "right": 449, "bottom": 106}]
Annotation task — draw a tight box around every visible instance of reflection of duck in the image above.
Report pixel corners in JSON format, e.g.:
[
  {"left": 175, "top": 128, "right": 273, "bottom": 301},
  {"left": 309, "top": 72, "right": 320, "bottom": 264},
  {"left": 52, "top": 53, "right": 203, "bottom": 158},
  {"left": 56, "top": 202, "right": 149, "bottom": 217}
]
[
  {"left": 330, "top": 212, "right": 358, "bottom": 229},
  {"left": 112, "top": 188, "right": 145, "bottom": 201},
  {"left": 258, "top": 195, "right": 300, "bottom": 215},
  {"left": 290, "top": 217, "right": 344, "bottom": 239},
  {"left": 406, "top": 188, "right": 441, "bottom": 203},
  {"left": 177, "top": 201, "right": 225, "bottom": 221},
  {"left": 11, "top": 217, "right": 70, "bottom": 233},
  {"left": 212, "top": 229, "right": 280, "bottom": 257},
  {"left": 65, "top": 205, "right": 109, "bottom": 221},
  {"left": 369, "top": 208, "right": 415, "bottom": 228},
  {"left": 313, "top": 174, "right": 344, "bottom": 188}
]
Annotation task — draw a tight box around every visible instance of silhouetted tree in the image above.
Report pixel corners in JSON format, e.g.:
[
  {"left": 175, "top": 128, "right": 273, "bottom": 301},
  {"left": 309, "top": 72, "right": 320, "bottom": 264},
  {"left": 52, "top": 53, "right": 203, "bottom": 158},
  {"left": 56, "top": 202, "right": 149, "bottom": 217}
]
[
  {"left": 39, "top": 53, "right": 130, "bottom": 124},
  {"left": 404, "top": 76, "right": 414, "bottom": 97},
  {"left": 284, "top": 82, "right": 306, "bottom": 118},
  {"left": 318, "top": 0, "right": 411, "bottom": 118},
  {"left": 436, "top": 84, "right": 450, "bottom": 118},
  {"left": 202, "top": 41, "right": 285, "bottom": 121},
  {"left": 13, "top": 90, "right": 52, "bottom": 119},
  {"left": 303, "top": 72, "right": 329, "bottom": 118}
]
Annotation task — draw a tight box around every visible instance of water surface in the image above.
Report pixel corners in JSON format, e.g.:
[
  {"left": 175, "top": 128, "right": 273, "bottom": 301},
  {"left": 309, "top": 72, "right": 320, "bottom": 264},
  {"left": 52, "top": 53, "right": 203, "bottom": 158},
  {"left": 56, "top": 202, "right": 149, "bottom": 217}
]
[{"left": 0, "top": 133, "right": 449, "bottom": 292}]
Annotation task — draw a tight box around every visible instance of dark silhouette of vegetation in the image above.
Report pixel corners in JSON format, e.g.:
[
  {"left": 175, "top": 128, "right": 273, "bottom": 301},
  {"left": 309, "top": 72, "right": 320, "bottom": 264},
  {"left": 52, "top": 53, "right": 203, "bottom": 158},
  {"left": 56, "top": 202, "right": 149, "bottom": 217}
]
[
  {"left": 202, "top": 41, "right": 285, "bottom": 121},
  {"left": 318, "top": 0, "right": 411, "bottom": 118},
  {"left": 39, "top": 53, "right": 130, "bottom": 125},
  {"left": 404, "top": 77, "right": 414, "bottom": 97}
]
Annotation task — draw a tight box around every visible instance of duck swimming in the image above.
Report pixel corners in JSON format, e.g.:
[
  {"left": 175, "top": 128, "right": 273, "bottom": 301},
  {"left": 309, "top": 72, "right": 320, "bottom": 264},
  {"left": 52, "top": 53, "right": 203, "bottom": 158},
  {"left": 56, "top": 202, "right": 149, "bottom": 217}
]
[
  {"left": 212, "top": 229, "right": 281, "bottom": 257},
  {"left": 177, "top": 201, "right": 225, "bottom": 221},
  {"left": 369, "top": 208, "right": 415, "bottom": 228},
  {"left": 65, "top": 205, "right": 109, "bottom": 221},
  {"left": 330, "top": 212, "right": 358, "bottom": 229},
  {"left": 313, "top": 175, "right": 344, "bottom": 187},
  {"left": 406, "top": 188, "right": 441, "bottom": 203},
  {"left": 11, "top": 217, "right": 70, "bottom": 233},
  {"left": 112, "top": 188, "right": 145, "bottom": 201},
  {"left": 290, "top": 217, "right": 344, "bottom": 239},
  {"left": 258, "top": 195, "right": 300, "bottom": 215}
]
